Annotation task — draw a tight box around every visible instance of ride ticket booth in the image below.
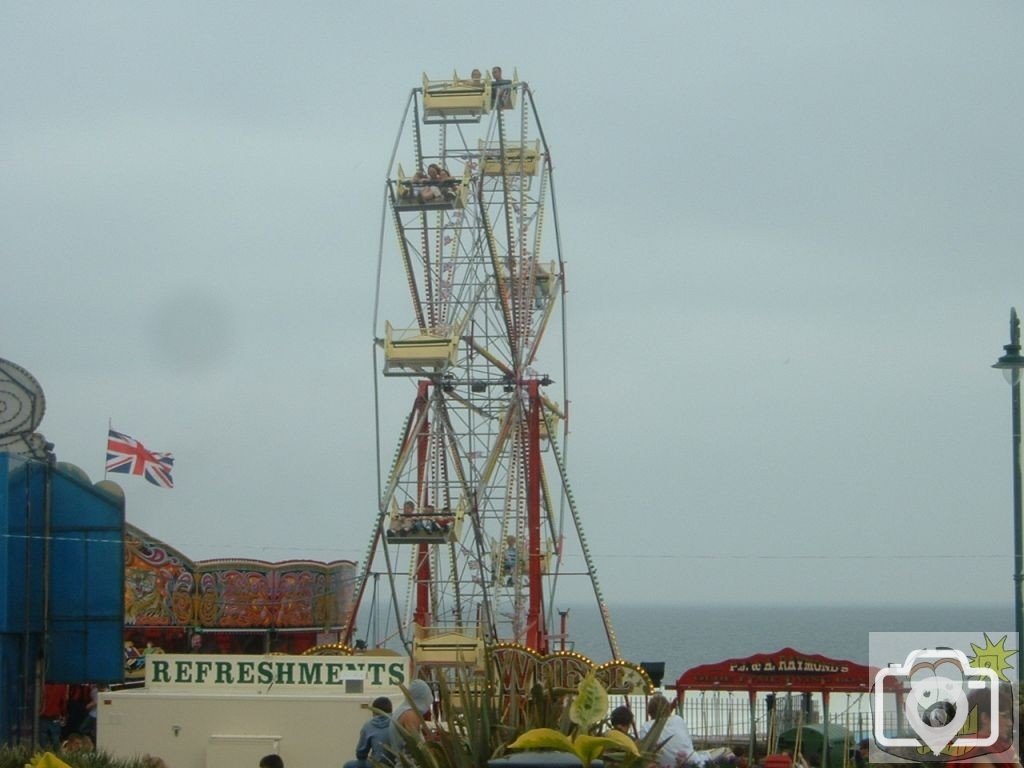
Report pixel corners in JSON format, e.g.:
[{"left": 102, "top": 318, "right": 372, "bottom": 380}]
[{"left": 99, "top": 653, "right": 411, "bottom": 768}]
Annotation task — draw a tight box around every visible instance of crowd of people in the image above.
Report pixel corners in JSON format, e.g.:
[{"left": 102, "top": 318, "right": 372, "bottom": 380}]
[
  {"left": 34, "top": 671, "right": 1021, "bottom": 768},
  {"left": 331, "top": 687, "right": 716, "bottom": 768}
]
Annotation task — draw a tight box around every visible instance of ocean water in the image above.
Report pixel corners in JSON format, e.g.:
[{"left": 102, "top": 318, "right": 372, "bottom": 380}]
[{"left": 561, "top": 602, "right": 1013, "bottom": 684}]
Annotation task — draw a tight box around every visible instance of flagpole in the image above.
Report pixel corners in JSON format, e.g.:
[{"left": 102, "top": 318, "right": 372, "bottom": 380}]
[{"left": 104, "top": 418, "right": 110, "bottom": 480}]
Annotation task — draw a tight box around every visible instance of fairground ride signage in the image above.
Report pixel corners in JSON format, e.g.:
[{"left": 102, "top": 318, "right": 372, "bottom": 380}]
[
  {"left": 674, "top": 647, "right": 875, "bottom": 694},
  {"left": 728, "top": 656, "right": 847, "bottom": 674},
  {"left": 145, "top": 654, "right": 410, "bottom": 695}
]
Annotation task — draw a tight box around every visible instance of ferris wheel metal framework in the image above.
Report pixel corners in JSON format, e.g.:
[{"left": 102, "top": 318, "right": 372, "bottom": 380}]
[{"left": 348, "top": 72, "right": 619, "bottom": 663}]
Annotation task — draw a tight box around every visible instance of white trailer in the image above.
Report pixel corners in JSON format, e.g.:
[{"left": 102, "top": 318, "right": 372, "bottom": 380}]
[{"left": 99, "top": 654, "right": 412, "bottom": 768}]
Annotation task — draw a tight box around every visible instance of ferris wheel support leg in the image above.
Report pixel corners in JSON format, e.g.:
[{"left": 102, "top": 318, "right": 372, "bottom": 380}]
[
  {"left": 414, "top": 380, "right": 432, "bottom": 630},
  {"left": 526, "top": 380, "right": 546, "bottom": 653},
  {"left": 413, "top": 541, "right": 431, "bottom": 631}
]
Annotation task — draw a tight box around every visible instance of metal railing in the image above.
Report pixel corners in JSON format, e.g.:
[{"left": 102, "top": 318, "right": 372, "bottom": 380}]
[{"left": 610, "top": 691, "right": 879, "bottom": 746}]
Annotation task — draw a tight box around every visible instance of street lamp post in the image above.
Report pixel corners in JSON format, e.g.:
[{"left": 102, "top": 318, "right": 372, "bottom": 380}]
[{"left": 993, "top": 307, "right": 1024, "bottom": 663}]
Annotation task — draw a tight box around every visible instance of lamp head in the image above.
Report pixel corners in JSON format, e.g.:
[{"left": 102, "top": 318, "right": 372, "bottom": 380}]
[{"left": 993, "top": 308, "right": 1024, "bottom": 384}]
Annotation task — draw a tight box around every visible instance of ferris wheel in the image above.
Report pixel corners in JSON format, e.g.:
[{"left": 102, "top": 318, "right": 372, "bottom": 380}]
[{"left": 348, "top": 70, "right": 619, "bottom": 663}]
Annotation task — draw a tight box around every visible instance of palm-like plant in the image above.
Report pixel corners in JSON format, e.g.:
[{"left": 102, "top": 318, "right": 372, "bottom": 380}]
[
  {"left": 380, "top": 654, "right": 668, "bottom": 768},
  {"left": 391, "top": 669, "right": 514, "bottom": 768},
  {"left": 506, "top": 672, "right": 653, "bottom": 768}
]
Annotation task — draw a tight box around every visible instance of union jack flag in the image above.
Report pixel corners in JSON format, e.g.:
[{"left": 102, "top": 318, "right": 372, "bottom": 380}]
[{"left": 105, "top": 429, "right": 174, "bottom": 488}]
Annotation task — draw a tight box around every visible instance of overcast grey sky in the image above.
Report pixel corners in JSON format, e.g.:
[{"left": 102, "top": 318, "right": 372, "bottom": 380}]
[{"left": 3, "top": 1, "right": 1023, "bottom": 610}]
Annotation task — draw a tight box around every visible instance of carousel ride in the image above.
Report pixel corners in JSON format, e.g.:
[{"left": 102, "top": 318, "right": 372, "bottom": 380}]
[{"left": 342, "top": 71, "right": 646, "bottom": 694}]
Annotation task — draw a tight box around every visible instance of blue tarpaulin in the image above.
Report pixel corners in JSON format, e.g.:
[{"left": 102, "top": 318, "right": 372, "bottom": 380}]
[{"left": 0, "top": 453, "right": 124, "bottom": 744}]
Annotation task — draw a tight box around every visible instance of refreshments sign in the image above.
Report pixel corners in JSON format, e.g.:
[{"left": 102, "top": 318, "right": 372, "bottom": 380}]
[{"left": 145, "top": 654, "right": 409, "bottom": 694}]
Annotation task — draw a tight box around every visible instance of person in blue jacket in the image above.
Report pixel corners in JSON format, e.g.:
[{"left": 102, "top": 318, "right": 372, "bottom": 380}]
[{"left": 344, "top": 697, "right": 397, "bottom": 768}]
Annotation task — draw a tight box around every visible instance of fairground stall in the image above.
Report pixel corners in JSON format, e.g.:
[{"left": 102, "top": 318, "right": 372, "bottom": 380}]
[
  {"left": 674, "top": 648, "right": 878, "bottom": 768},
  {"left": 100, "top": 652, "right": 410, "bottom": 767}
]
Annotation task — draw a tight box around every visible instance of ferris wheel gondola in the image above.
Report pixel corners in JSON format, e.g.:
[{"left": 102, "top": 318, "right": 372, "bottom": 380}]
[{"left": 348, "top": 70, "right": 619, "bottom": 668}]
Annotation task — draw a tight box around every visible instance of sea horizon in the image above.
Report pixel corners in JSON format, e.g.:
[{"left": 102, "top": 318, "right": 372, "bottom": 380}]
[{"left": 558, "top": 601, "right": 1014, "bottom": 685}]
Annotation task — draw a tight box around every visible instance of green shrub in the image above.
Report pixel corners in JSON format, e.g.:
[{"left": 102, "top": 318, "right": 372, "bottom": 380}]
[{"left": 0, "top": 746, "right": 158, "bottom": 768}]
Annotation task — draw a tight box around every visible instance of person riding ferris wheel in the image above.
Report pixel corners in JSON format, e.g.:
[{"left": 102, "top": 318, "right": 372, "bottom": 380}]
[{"left": 347, "top": 68, "right": 619, "bottom": 665}]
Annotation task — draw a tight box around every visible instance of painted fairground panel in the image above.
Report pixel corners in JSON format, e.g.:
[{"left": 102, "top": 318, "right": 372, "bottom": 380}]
[
  {"left": 122, "top": 523, "right": 357, "bottom": 677},
  {"left": 490, "top": 644, "right": 653, "bottom": 728},
  {"left": 194, "top": 559, "right": 356, "bottom": 628},
  {"left": 125, "top": 525, "right": 194, "bottom": 628}
]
